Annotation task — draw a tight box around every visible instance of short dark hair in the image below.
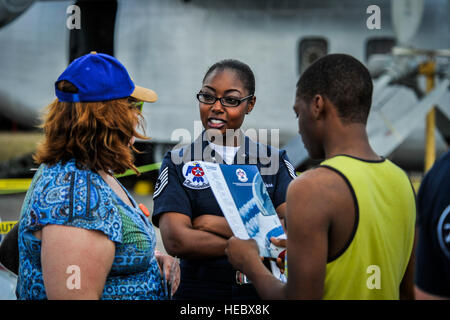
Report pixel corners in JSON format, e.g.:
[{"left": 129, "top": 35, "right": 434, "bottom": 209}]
[
  {"left": 203, "top": 59, "right": 255, "bottom": 95},
  {"left": 296, "top": 54, "right": 373, "bottom": 124}
]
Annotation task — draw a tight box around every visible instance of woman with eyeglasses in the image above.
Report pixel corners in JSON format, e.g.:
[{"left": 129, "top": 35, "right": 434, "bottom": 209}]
[
  {"left": 13, "top": 52, "right": 180, "bottom": 300},
  {"left": 152, "top": 59, "right": 297, "bottom": 300}
]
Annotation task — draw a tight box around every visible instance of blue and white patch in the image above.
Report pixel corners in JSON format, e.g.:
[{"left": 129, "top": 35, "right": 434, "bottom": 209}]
[
  {"left": 236, "top": 168, "right": 248, "bottom": 182},
  {"left": 437, "top": 205, "right": 450, "bottom": 259},
  {"left": 182, "top": 161, "right": 210, "bottom": 190},
  {"left": 153, "top": 166, "right": 168, "bottom": 199},
  {"left": 284, "top": 159, "right": 297, "bottom": 179}
]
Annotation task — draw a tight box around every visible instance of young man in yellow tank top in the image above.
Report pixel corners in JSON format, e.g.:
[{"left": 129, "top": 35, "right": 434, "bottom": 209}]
[{"left": 225, "top": 54, "right": 416, "bottom": 300}]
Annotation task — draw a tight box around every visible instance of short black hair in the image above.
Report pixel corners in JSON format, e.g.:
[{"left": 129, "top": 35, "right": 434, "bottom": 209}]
[
  {"left": 203, "top": 59, "right": 255, "bottom": 95},
  {"left": 296, "top": 54, "right": 373, "bottom": 124}
]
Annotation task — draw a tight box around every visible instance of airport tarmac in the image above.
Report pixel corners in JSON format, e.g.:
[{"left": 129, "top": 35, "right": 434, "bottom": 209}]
[{"left": 0, "top": 191, "right": 168, "bottom": 254}]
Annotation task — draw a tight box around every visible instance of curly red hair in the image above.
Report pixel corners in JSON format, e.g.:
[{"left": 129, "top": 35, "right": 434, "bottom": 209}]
[{"left": 34, "top": 88, "right": 148, "bottom": 175}]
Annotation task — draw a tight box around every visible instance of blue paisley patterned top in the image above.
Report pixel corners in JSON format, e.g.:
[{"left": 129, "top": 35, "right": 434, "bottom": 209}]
[{"left": 16, "top": 159, "right": 165, "bottom": 300}]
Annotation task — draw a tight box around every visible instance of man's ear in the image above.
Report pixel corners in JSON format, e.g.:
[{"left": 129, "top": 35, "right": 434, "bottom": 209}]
[
  {"left": 246, "top": 96, "right": 256, "bottom": 114},
  {"left": 311, "top": 94, "right": 325, "bottom": 120}
]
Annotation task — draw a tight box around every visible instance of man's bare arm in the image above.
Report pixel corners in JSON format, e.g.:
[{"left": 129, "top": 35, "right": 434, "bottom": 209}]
[{"left": 284, "top": 171, "right": 331, "bottom": 299}]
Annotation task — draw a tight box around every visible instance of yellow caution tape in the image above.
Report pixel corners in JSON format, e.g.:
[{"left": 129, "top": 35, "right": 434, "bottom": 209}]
[
  {"left": 0, "top": 162, "right": 162, "bottom": 194},
  {"left": 0, "top": 221, "right": 18, "bottom": 235}
]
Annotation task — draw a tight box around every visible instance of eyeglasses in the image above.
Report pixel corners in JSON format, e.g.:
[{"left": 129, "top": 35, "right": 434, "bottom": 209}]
[{"left": 196, "top": 93, "right": 253, "bottom": 107}]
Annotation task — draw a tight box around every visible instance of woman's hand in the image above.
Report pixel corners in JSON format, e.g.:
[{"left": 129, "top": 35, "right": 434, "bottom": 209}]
[
  {"left": 192, "top": 215, "right": 233, "bottom": 239},
  {"left": 155, "top": 250, "right": 180, "bottom": 296}
]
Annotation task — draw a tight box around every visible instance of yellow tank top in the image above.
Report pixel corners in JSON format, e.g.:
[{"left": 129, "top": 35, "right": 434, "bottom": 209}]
[{"left": 319, "top": 155, "right": 416, "bottom": 300}]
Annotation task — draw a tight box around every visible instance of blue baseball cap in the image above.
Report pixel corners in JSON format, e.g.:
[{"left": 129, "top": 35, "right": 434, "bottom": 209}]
[{"left": 55, "top": 51, "right": 158, "bottom": 103}]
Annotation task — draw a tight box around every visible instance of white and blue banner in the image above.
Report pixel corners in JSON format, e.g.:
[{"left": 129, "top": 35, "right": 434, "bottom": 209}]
[{"left": 200, "top": 162, "right": 286, "bottom": 259}]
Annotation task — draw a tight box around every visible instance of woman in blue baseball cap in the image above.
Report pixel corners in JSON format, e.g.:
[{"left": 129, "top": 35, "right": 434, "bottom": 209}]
[{"left": 13, "top": 52, "right": 179, "bottom": 300}]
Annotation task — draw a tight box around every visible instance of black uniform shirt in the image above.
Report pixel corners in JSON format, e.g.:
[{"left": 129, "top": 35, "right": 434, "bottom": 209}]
[
  {"left": 415, "top": 150, "right": 450, "bottom": 297},
  {"left": 152, "top": 132, "right": 296, "bottom": 295}
]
